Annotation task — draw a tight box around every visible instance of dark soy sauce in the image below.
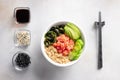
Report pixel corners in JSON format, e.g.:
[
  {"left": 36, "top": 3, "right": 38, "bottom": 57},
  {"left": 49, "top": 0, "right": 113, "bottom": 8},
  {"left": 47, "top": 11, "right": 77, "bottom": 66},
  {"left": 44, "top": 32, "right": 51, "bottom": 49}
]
[{"left": 16, "top": 9, "right": 30, "bottom": 23}]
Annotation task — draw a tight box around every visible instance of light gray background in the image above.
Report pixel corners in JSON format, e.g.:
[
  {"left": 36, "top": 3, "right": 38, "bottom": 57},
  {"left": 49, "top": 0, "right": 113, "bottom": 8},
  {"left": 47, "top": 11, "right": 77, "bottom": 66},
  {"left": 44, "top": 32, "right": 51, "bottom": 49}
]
[{"left": 0, "top": 0, "right": 120, "bottom": 80}]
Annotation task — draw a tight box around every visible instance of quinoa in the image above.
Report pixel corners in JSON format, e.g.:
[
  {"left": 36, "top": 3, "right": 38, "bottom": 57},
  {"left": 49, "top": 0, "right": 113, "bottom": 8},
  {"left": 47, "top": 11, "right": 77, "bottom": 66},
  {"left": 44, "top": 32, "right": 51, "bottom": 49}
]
[{"left": 45, "top": 46, "right": 70, "bottom": 64}]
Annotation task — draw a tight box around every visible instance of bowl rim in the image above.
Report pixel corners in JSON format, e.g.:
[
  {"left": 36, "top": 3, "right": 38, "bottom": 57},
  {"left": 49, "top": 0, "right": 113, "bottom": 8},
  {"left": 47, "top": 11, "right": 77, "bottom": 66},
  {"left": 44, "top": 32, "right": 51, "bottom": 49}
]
[{"left": 41, "top": 21, "right": 86, "bottom": 67}]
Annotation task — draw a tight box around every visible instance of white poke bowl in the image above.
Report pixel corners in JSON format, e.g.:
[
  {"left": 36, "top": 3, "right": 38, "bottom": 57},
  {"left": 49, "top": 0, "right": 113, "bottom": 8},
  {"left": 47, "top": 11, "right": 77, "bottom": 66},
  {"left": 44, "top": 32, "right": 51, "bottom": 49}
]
[{"left": 41, "top": 21, "right": 85, "bottom": 67}]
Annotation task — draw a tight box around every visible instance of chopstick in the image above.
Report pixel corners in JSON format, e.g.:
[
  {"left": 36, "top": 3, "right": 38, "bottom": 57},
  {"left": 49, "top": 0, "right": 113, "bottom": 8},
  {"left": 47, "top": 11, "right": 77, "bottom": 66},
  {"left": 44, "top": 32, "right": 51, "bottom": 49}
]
[{"left": 95, "top": 12, "right": 105, "bottom": 69}]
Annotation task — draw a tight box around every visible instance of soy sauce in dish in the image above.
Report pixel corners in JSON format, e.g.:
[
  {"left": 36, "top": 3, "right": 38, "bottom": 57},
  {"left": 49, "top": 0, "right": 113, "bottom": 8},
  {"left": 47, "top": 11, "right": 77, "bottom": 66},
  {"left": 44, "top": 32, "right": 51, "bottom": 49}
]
[{"left": 16, "top": 9, "right": 30, "bottom": 23}]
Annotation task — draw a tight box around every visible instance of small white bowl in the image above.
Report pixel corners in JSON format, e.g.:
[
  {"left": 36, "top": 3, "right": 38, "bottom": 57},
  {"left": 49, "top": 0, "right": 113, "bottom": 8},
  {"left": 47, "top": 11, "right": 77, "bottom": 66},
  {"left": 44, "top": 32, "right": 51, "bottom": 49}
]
[{"left": 41, "top": 21, "right": 85, "bottom": 67}]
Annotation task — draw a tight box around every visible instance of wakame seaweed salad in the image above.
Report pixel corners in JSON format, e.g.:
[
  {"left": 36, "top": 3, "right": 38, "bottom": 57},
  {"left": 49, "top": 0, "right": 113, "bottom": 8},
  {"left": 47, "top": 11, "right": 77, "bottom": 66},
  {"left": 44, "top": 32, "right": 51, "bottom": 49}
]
[{"left": 44, "top": 24, "right": 65, "bottom": 47}]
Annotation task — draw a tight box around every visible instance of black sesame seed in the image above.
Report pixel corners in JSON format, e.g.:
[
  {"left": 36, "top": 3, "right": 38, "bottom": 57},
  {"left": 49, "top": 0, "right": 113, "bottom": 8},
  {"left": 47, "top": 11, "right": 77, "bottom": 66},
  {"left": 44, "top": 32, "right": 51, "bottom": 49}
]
[{"left": 15, "top": 53, "right": 31, "bottom": 68}]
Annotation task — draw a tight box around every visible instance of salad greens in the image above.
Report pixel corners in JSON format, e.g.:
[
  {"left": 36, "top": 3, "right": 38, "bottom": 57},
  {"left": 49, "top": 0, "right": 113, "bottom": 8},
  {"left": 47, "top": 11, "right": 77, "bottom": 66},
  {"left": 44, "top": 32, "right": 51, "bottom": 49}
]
[
  {"left": 44, "top": 31, "right": 57, "bottom": 47},
  {"left": 50, "top": 25, "right": 65, "bottom": 36},
  {"left": 44, "top": 25, "right": 65, "bottom": 47}
]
